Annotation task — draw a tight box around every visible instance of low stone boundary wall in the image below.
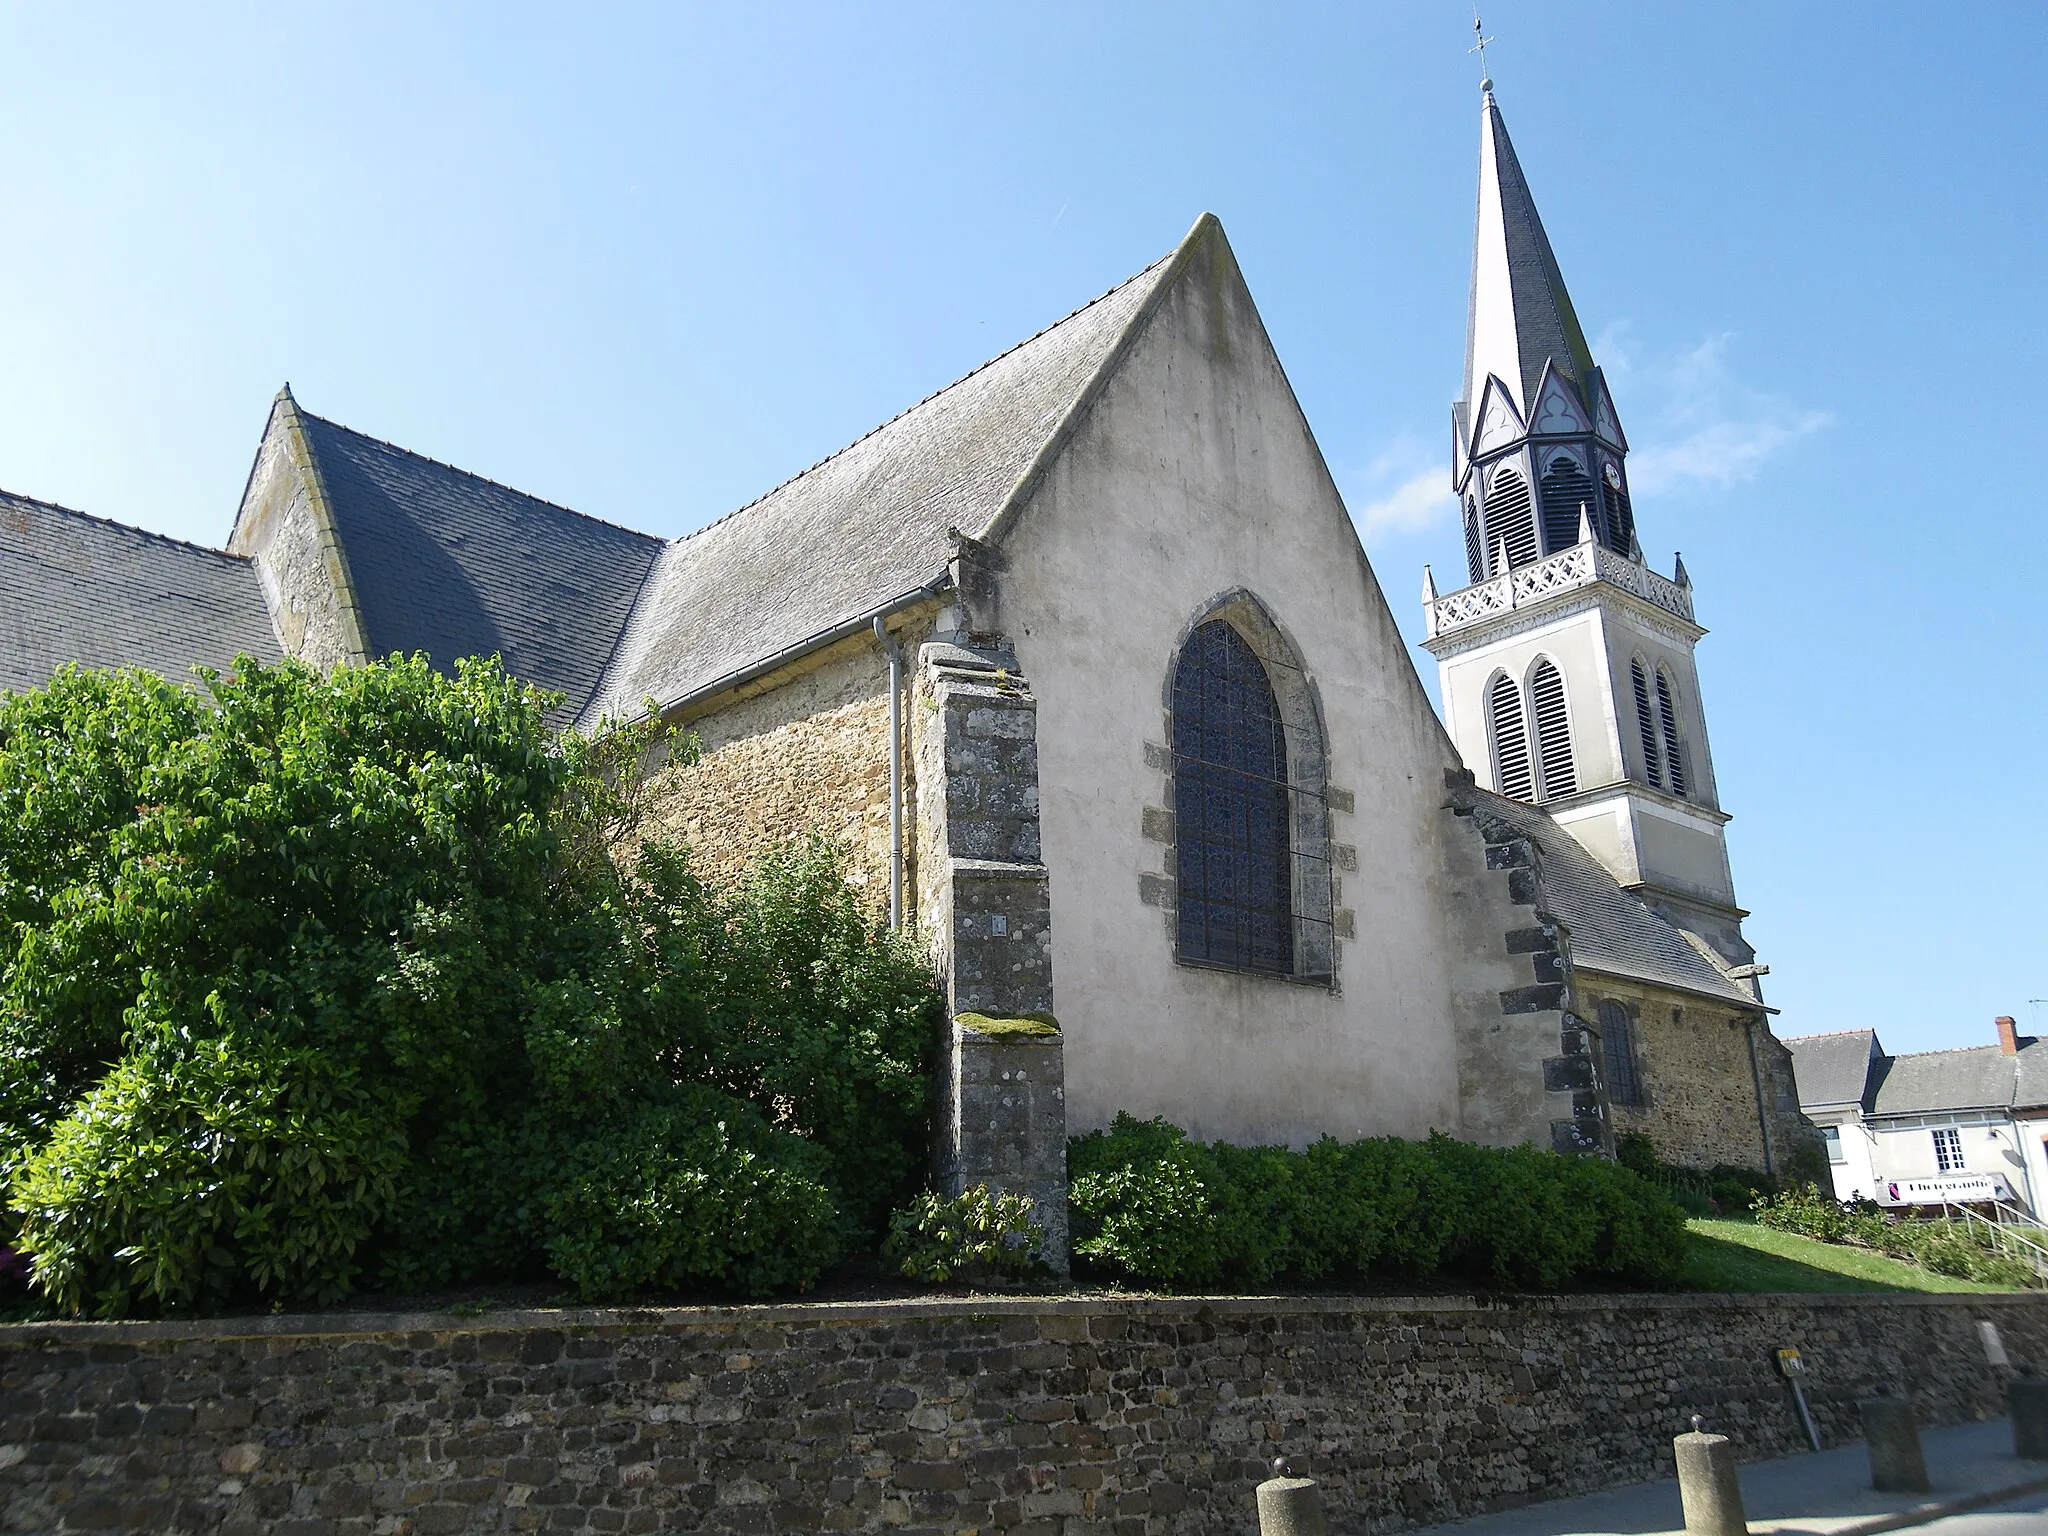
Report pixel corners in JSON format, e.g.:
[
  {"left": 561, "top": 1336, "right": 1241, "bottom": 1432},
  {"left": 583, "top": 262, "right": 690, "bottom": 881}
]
[{"left": 3, "top": 1290, "right": 2042, "bottom": 1534}]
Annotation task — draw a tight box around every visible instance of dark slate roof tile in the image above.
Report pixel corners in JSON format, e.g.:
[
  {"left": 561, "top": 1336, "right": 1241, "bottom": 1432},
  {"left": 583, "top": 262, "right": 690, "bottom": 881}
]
[
  {"left": 299, "top": 415, "right": 663, "bottom": 725},
  {"left": 1870, "top": 1044, "right": 2017, "bottom": 1116},
  {"left": 581, "top": 245, "right": 1181, "bottom": 727},
  {"left": 0, "top": 490, "right": 280, "bottom": 694},
  {"left": 1470, "top": 788, "right": 1760, "bottom": 1008},
  {"left": 1783, "top": 1030, "right": 1881, "bottom": 1109}
]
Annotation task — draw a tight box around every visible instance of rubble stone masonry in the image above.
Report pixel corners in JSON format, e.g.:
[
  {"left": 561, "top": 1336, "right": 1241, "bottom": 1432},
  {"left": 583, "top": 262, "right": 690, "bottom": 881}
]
[
  {"left": 632, "top": 614, "right": 936, "bottom": 905},
  {"left": 5, "top": 1290, "right": 2043, "bottom": 1535},
  {"left": 1588, "top": 977, "right": 1817, "bottom": 1175}
]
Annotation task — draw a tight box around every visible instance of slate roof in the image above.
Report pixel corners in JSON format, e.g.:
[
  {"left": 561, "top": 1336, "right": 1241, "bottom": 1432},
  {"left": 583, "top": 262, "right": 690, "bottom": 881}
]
[
  {"left": 1782, "top": 1031, "right": 1881, "bottom": 1110},
  {"left": 298, "top": 412, "right": 664, "bottom": 724},
  {"left": 0, "top": 489, "right": 281, "bottom": 695},
  {"left": 1465, "top": 91, "right": 1598, "bottom": 417},
  {"left": 1870, "top": 1045, "right": 2020, "bottom": 1116},
  {"left": 580, "top": 242, "right": 1183, "bottom": 727},
  {"left": 1471, "top": 789, "right": 1759, "bottom": 1008}
]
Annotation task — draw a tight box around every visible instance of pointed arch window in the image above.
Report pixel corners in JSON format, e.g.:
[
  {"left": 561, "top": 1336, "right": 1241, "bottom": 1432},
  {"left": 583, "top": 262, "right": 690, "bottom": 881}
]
[
  {"left": 1484, "top": 468, "right": 1538, "bottom": 570},
  {"left": 1630, "top": 658, "right": 1663, "bottom": 789},
  {"left": 1528, "top": 659, "right": 1576, "bottom": 798},
  {"left": 1655, "top": 669, "right": 1688, "bottom": 798},
  {"left": 1462, "top": 499, "right": 1484, "bottom": 585},
  {"left": 1598, "top": 1000, "right": 1646, "bottom": 1109},
  {"left": 1487, "top": 671, "right": 1533, "bottom": 802},
  {"left": 1539, "top": 455, "right": 1593, "bottom": 554},
  {"left": 1173, "top": 620, "right": 1294, "bottom": 975}
]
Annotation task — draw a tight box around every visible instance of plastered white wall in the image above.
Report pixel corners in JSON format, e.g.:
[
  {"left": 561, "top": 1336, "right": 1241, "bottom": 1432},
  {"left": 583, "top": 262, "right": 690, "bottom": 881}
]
[{"left": 991, "top": 230, "right": 1488, "bottom": 1148}]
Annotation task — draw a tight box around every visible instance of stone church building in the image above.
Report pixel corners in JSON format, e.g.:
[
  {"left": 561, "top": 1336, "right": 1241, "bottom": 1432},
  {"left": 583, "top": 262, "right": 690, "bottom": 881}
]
[{"left": 0, "top": 89, "right": 1817, "bottom": 1238}]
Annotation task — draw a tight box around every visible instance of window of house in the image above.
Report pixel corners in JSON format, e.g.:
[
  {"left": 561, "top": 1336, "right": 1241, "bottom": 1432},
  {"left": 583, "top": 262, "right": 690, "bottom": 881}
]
[
  {"left": 1822, "top": 1126, "right": 1844, "bottom": 1164},
  {"left": 1598, "top": 1000, "right": 1644, "bottom": 1109},
  {"left": 1933, "top": 1126, "right": 1964, "bottom": 1172},
  {"left": 1173, "top": 620, "right": 1293, "bottom": 975}
]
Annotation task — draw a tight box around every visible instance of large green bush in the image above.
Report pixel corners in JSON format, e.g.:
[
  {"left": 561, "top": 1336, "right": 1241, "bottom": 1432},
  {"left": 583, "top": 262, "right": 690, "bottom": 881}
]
[
  {"left": 1068, "top": 1114, "right": 1688, "bottom": 1291},
  {"left": 0, "top": 656, "right": 939, "bottom": 1315}
]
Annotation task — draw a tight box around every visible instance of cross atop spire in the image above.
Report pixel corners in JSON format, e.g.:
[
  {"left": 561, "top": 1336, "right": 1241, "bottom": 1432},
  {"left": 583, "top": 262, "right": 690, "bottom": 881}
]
[{"left": 1469, "top": 10, "right": 1496, "bottom": 88}]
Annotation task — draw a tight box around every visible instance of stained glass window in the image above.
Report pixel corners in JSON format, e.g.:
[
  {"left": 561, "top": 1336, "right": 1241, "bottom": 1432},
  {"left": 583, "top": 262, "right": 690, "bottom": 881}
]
[{"left": 1173, "top": 621, "right": 1293, "bottom": 975}]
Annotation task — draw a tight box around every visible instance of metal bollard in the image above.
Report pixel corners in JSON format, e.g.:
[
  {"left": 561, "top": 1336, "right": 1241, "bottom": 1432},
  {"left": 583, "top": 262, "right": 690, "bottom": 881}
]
[
  {"left": 2014, "top": 1378, "right": 2048, "bottom": 1461},
  {"left": 1674, "top": 1416, "right": 1747, "bottom": 1536},
  {"left": 1255, "top": 1456, "right": 1327, "bottom": 1536},
  {"left": 1859, "top": 1397, "right": 1929, "bottom": 1493}
]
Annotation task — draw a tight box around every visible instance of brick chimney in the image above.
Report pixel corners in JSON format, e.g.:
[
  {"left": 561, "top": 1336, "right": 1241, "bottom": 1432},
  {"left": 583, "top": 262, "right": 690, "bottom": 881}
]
[{"left": 1997, "top": 1015, "right": 2020, "bottom": 1055}]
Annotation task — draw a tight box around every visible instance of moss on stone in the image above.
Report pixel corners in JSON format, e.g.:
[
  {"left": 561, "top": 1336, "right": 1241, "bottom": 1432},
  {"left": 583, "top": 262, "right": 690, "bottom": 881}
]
[{"left": 955, "top": 1011, "right": 1060, "bottom": 1039}]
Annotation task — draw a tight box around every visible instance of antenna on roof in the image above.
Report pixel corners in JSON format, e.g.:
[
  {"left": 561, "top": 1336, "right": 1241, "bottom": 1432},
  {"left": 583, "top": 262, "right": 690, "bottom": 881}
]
[{"left": 1470, "top": 9, "right": 1496, "bottom": 91}]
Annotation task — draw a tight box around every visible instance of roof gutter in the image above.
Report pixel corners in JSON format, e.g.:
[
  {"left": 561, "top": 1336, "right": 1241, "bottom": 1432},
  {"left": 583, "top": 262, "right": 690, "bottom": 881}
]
[
  {"left": 630, "top": 575, "right": 950, "bottom": 727},
  {"left": 1570, "top": 963, "right": 1779, "bottom": 1016}
]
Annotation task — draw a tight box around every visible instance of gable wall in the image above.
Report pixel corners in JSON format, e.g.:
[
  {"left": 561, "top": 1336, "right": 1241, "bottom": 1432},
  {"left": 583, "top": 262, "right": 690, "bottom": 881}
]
[
  {"left": 992, "top": 237, "right": 1484, "bottom": 1147},
  {"left": 229, "top": 402, "right": 366, "bottom": 670}
]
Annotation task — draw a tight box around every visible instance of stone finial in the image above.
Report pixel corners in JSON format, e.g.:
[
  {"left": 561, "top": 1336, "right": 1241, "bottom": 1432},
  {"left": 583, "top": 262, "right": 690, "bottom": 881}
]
[
  {"left": 1578, "top": 503, "right": 1594, "bottom": 546},
  {"left": 1421, "top": 565, "right": 1437, "bottom": 604},
  {"left": 1673, "top": 551, "right": 1691, "bottom": 587}
]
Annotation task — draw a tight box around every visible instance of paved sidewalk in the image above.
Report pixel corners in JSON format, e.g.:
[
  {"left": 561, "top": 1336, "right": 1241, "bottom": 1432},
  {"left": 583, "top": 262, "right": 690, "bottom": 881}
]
[{"left": 1407, "top": 1419, "right": 2048, "bottom": 1536}]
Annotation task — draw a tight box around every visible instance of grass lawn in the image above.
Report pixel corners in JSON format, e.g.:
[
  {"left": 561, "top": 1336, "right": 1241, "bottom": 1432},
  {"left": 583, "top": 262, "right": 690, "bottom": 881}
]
[{"left": 1685, "top": 1218, "right": 2028, "bottom": 1294}]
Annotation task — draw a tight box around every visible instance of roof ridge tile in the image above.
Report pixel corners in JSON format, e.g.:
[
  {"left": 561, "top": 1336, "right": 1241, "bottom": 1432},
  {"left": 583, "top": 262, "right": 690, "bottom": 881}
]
[
  {"left": 665, "top": 249, "right": 1178, "bottom": 555},
  {"left": 295, "top": 411, "right": 661, "bottom": 546},
  {"left": 0, "top": 487, "right": 252, "bottom": 564}
]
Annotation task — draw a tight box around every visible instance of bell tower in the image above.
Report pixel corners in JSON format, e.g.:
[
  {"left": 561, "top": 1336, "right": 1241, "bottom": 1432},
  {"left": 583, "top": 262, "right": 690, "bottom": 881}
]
[{"left": 1423, "top": 83, "right": 1754, "bottom": 968}]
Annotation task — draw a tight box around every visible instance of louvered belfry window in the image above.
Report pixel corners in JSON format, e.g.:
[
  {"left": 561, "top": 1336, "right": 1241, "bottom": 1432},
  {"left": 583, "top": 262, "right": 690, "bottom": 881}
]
[
  {"left": 1462, "top": 500, "right": 1484, "bottom": 585},
  {"left": 1488, "top": 672, "right": 1534, "bottom": 801},
  {"left": 1484, "top": 469, "right": 1538, "bottom": 569},
  {"left": 1598, "top": 1001, "right": 1645, "bottom": 1108},
  {"left": 1602, "top": 469, "right": 1636, "bottom": 555},
  {"left": 1539, "top": 457, "right": 1593, "bottom": 554},
  {"left": 1529, "top": 659, "right": 1576, "bottom": 799},
  {"left": 1631, "top": 658, "right": 1663, "bottom": 789},
  {"left": 1655, "top": 670, "right": 1688, "bottom": 797},
  {"left": 1173, "top": 621, "right": 1294, "bottom": 975}
]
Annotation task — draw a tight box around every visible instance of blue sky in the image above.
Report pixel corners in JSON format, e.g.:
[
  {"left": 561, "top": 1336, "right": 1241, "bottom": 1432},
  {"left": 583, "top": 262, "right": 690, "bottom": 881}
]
[{"left": 1, "top": 4, "right": 2041, "bottom": 1054}]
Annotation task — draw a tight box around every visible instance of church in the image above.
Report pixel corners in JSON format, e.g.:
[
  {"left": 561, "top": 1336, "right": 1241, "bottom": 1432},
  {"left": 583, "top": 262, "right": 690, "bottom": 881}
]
[{"left": 0, "top": 88, "right": 1820, "bottom": 1238}]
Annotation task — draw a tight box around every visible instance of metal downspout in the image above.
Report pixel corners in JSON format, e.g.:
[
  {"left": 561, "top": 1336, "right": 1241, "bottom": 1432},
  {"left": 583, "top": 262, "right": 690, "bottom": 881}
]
[{"left": 874, "top": 617, "right": 904, "bottom": 930}]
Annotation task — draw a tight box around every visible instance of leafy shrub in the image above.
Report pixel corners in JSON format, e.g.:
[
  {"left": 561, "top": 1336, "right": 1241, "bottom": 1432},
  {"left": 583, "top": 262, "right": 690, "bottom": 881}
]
[
  {"left": 544, "top": 1092, "right": 844, "bottom": 1299},
  {"left": 885, "top": 1185, "right": 1046, "bottom": 1284},
  {"left": 1067, "top": 1113, "right": 1687, "bottom": 1292},
  {"left": 1755, "top": 1185, "right": 2040, "bottom": 1287},
  {"left": 0, "top": 657, "right": 938, "bottom": 1315}
]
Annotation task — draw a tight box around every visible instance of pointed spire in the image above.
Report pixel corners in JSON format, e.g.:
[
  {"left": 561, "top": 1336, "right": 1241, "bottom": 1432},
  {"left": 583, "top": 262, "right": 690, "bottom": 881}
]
[
  {"left": 1463, "top": 90, "right": 1599, "bottom": 425},
  {"left": 1577, "top": 503, "right": 1594, "bottom": 546},
  {"left": 1422, "top": 564, "right": 1438, "bottom": 603},
  {"left": 1673, "top": 551, "right": 1691, "bottom": 588},
  {"left": 1491, "top": 537, "right": 1509, "bottom": 578}
]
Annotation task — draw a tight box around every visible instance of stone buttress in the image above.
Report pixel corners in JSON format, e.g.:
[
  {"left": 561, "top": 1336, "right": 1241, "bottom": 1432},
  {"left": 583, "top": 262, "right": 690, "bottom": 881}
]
[{"left": 914, "top": 634, "right": 1069, "bottom": 1272}]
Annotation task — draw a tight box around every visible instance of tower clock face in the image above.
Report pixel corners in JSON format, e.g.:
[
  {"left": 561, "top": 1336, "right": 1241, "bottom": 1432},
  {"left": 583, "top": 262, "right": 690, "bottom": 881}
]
[{"left": 1603, "top": 462, "right": 1623, "bottom": 490}]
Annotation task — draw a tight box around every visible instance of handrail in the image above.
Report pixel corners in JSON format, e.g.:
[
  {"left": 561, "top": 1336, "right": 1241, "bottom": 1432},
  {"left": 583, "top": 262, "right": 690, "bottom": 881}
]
[{"left": 1943, "top": 1202, "right": 2048, "bottom": 1284}]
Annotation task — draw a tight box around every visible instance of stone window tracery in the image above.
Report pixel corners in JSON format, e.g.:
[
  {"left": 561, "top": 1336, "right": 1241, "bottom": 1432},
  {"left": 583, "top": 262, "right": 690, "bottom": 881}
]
[{"left": 1162, "top": 594, "right": 1335, "bottom": 984}]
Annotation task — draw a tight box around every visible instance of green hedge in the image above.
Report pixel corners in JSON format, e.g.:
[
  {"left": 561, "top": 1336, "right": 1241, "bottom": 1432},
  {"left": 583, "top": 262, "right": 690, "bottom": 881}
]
[
  {"left": 1068, "top": 1114, "right": 1689, "bottom": 1291},
  {"left": 0, "top": 656, "right": 939, "bottom": 1316}
]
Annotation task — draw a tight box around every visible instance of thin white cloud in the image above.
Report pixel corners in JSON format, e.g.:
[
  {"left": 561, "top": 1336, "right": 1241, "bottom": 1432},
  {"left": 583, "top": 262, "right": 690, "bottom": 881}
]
[
  {"left": 1346, "top": 433, "right": 1456, "bottom": 542},
  {"left": 1619, "top": 334, "right": 1829, "bottom": 496},
  {"left": 1358, "top": 468, "right": 1455, "bottom": 536}
]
